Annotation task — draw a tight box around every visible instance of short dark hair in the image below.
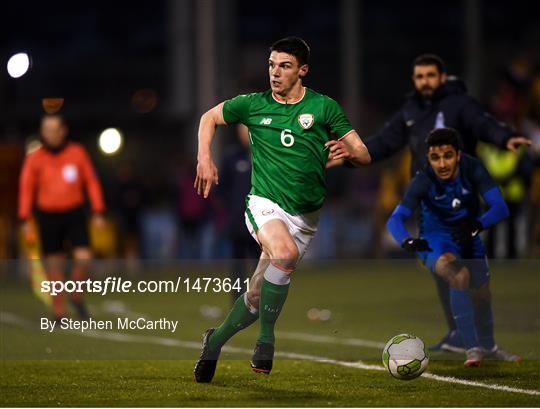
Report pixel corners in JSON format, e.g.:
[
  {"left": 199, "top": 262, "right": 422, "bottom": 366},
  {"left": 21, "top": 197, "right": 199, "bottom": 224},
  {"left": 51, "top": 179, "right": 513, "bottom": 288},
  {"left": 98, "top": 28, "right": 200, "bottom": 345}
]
[
  {"left": 425, "top": 128, "right": 460, "bottom": 151},
  {"left": 413, "top": 54, "right": 446, "bottom": 73},
  {"left": 270, "top": 36, "right": 310, "bottom": 66}
]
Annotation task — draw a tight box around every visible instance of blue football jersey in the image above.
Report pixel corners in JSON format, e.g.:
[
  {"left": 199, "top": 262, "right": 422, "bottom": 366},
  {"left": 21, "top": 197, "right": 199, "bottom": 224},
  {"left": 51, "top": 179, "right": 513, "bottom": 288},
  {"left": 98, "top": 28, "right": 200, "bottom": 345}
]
[{"left": 400, "top": 154, "right": 497, "bottom": 233}]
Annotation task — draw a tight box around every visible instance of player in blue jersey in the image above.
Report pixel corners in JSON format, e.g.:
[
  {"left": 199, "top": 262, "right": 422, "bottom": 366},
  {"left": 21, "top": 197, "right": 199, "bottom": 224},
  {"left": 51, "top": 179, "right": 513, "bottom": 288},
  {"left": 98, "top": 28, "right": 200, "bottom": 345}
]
[{"left": 387, "top": 127, "right": 520, "bottom": 366}]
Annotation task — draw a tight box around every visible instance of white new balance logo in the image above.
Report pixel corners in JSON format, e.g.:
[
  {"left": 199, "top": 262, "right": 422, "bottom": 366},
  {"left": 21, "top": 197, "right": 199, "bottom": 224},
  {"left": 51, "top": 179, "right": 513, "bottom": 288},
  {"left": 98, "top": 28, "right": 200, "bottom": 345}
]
[{"left": 260, "top": 118, "right": 272, "bottom": 125}]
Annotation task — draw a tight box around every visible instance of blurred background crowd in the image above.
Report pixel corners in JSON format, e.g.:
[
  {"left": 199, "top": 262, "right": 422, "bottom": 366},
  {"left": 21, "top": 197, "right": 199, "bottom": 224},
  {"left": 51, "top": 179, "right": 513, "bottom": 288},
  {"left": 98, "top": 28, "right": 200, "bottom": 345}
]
[{"left": 1, "top": 0, "right": 539, "bottom": 261}]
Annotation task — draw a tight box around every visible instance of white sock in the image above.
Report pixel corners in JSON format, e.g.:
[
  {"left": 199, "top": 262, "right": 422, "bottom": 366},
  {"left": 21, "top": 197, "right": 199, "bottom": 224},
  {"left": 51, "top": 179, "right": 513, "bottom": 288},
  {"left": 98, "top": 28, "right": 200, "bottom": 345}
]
[{"left": 264, "top": 263, "right": 291, "bottom": 285}]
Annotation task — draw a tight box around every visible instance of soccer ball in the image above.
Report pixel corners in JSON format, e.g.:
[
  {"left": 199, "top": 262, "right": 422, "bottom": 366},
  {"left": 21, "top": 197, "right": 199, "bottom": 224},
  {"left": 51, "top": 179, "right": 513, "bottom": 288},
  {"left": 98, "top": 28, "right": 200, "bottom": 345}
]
[{"left": 382, "top": 334, "right": 429, "bottom": 380}]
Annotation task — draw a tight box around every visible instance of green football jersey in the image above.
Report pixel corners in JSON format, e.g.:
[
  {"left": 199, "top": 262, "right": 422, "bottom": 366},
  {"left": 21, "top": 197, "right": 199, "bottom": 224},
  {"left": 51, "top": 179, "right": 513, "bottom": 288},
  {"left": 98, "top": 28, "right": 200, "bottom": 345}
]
[{"left": 222, "top": 87, "right": 353, "bottom": 215}]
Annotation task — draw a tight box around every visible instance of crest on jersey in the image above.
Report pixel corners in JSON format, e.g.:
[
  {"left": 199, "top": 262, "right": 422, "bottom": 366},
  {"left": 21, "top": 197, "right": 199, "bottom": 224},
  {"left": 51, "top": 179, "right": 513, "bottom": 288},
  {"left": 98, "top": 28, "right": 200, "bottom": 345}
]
[
  {"left": 451, "top": 198, "right": 461, "bottom": 210},
  {"left": 298, "top": 113, "right": 314, "bottom": 129}
]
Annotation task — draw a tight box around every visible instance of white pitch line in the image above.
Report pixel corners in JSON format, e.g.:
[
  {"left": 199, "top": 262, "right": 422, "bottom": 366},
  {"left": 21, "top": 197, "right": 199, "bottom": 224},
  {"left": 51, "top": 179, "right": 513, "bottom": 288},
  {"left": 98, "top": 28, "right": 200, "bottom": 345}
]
[
  {"left": 420, "top": 372, "right": 540, "bottom": 396},
  {"left": 1, "top": 311, "right": 539, "bottom": 397},
  {"left": 277, "top": 331, "right": 385, "bottom": 349},
  {"left": 64, "top": 326, "right": 540, "bottom": 397},
  {"left": 0, "top": 311, "right": 34, "bottom": 330}
]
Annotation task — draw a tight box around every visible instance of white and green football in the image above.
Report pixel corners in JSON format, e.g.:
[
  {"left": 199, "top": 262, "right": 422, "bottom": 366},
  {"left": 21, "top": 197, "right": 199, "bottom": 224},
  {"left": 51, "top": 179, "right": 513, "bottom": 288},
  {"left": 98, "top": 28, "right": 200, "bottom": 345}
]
[{"left": 382, "top": 334, "right": 429, "bottom": 380}]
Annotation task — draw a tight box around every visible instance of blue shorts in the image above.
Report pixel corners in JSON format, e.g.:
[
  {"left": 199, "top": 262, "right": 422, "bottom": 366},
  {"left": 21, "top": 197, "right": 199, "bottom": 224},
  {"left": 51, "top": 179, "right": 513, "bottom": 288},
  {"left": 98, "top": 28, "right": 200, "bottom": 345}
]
[{"left": 418, "top": 230, "right": 490, "bottom": 289}]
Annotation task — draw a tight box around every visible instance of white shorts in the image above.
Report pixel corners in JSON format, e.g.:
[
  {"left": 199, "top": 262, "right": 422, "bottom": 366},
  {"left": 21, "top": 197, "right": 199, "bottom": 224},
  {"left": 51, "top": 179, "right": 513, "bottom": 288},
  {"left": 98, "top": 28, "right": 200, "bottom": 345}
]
[{"left": 244, "top": 194, "right": 320, "bottom": 259}]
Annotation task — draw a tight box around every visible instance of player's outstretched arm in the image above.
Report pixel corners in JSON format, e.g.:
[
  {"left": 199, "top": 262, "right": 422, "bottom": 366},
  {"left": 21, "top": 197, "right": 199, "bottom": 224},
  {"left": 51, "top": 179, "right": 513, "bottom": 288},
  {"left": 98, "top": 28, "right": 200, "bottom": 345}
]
[
  {"left": 386, "top": 173, "right": 432, "bottom": 252},
  {"left": 325, "top": 131, "right": 371, "bottom": 168},
  {"left": 386, "top": 204, "right": 413, "bottom": 244},
  {"left": 195, "top": 102, "right": 227, "bottom": 198},
  {"left": 454, "top": 162, "right": 510, "bottom": 244},
  {"left": 478, "top": 186, "right": 510, "bottom": 229},
  {"left": 461, "top": 97, "right": 532, "bottom": 152},
  {"left": 363, "top": 110, "right": 408, "bottom": 162},
  {"left": 387, "top": 205, "right": 432, "bottom": 252}
]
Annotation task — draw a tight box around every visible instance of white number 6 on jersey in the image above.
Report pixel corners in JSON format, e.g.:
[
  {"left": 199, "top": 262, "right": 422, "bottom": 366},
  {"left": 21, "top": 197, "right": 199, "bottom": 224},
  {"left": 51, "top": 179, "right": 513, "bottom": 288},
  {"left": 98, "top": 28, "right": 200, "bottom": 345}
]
[{"left": 280, "top": 129, "right": 294, "bottom": 147}]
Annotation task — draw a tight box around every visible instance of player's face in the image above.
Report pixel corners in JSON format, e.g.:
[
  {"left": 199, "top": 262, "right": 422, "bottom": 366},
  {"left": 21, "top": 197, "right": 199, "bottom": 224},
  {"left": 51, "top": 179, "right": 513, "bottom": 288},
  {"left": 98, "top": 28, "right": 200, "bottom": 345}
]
[
  {"left": 412, "top": 65, "right": 447, "bottom": 98},
  {"left": 428, "top": 145, "right": 460, "bottom": 180},
  {"left": 268, "top": 51, "right": 308, "bottom": 97},
  {"left": 41, "top": 117, "right": 68, "bottom": 148}
]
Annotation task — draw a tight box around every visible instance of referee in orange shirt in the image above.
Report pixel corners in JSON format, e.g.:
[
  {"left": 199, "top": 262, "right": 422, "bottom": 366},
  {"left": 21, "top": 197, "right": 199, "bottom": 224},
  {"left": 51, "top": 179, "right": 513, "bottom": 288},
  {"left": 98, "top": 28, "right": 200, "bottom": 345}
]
[{"left": 19, "top": 114, "right": 106, "bottom": 321}]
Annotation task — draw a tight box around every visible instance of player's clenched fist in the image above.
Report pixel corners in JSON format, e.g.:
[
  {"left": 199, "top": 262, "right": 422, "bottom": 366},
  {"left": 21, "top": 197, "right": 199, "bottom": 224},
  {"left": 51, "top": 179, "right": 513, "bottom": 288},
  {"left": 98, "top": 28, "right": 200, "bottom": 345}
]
[
  {"left": 325, "top": 139, "right": 351, "bottom": 161},
  {"left": 194, "top": 157, "right": 219, "bottom": 198}
]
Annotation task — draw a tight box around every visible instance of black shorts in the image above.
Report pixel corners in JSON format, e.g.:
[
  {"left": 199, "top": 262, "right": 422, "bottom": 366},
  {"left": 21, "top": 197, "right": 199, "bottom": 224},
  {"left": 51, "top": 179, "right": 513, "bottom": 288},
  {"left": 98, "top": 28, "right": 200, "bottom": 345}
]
[{"left": 35, "top": 207, "right": 90, "bottom": 255}]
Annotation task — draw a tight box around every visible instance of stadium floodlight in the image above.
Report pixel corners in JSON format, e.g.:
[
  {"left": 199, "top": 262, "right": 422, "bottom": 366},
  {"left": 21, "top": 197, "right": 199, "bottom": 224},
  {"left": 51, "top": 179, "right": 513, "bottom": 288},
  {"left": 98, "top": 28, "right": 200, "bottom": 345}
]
[
  {"left": 7, "top": 52, "right": 30, "bottom": 78},
  {"left": 98, "top": 128, "right": 123, "bottom": 155}
]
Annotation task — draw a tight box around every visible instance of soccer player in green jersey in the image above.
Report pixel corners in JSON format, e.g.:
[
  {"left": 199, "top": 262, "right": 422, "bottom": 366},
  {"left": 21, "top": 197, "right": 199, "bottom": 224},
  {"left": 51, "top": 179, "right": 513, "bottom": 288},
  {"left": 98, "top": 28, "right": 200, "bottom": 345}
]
[{"left": 193, "top": 36, "right": 371, "bottom": 383}]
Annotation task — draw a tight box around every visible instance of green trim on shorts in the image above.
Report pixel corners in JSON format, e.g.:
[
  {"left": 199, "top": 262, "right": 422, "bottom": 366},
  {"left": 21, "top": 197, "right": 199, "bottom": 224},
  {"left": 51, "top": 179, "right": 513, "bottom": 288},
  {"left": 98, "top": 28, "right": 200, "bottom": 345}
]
[{"left": 245, "top": 195, "right": 259, "bottom": 232}]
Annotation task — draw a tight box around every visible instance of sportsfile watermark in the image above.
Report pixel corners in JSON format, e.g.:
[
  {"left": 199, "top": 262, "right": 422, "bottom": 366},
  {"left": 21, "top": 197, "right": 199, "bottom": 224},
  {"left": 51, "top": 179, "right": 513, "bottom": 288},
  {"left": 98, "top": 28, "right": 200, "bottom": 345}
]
[
  {"left": 41, "top": 276, "right": 251, "bottom": 296},
  {"left": 40, "top": 316, "right": 180, "bottom": 334},
  {"left": 1, "top": 259, "right": 537, "bottom": 361}
]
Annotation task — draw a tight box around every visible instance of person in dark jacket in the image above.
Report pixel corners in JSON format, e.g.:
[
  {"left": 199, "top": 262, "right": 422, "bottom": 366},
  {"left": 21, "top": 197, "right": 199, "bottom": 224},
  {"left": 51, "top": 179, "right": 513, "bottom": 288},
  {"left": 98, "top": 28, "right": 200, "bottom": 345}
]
[
  {"left": 364, "top": 54, "right": 531, "bottom": 352},
  {"left": 366, "top": 54, "right": 530, "bottom": 174}
]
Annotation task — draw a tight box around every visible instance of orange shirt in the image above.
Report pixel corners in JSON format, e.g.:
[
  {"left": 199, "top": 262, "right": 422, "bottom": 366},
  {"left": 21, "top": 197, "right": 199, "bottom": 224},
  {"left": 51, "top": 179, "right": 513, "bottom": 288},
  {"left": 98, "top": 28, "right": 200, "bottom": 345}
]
[{"left": 18, "top": 142, "right": 105, "bottom": 220}]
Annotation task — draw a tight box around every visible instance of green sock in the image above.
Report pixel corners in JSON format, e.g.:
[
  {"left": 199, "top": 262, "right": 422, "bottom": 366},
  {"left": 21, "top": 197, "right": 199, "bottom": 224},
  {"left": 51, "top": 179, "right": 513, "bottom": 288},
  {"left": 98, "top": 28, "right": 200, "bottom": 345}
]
[
  {"left": 258, "top": 278, "right": 290, "bottom": 345},
  {"left": 208, "top": 294, "right": 258, "bottom": 351}
]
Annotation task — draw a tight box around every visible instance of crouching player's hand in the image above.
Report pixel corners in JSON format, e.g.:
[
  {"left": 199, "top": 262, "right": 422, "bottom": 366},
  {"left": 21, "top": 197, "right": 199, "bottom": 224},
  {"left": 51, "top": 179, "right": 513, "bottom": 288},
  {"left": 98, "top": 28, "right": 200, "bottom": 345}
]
[
  {"left": 453, "top": 217, "right": 483, "bottom": 245},
  {"left": 402, "top": 237, "right": 432, "bottom": 252}
]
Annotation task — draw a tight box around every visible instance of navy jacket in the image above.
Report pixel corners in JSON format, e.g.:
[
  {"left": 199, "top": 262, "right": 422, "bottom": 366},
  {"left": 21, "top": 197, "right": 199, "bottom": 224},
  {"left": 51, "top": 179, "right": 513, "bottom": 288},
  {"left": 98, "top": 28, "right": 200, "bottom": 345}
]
[{"left": 365, "top": 78, "right": 516, "bottom": 174}]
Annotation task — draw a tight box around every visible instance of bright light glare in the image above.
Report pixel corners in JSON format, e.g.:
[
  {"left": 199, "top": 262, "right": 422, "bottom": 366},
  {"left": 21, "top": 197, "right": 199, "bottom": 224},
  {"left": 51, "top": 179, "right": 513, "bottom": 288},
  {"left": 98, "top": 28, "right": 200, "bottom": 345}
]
[
  {"left": 98, "top": 128, "right": 123, "bottom": 155},
  {"left": 7, "top": 53, "right": 30, "bottom": 78}
]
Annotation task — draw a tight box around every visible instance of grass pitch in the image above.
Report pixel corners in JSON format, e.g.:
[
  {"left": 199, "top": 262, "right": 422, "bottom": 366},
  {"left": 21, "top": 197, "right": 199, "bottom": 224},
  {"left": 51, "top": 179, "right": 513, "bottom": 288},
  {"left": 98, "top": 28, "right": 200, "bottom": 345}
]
[
  {"left": 2, "top": 360, "right": 540, "bottom": 407},
  {"left": 1, "top": 260, "right": 539, "bottom": 406}
]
